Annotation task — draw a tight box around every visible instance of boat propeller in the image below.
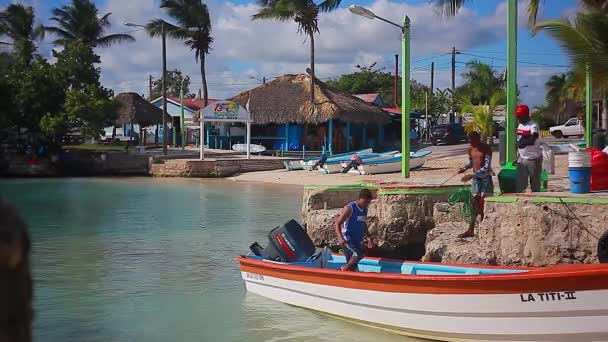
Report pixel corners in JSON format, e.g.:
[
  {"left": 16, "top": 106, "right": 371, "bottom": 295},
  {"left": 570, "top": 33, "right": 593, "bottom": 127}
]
[{"left": 599, "top": 230, "right": 608, "bottom": 264}]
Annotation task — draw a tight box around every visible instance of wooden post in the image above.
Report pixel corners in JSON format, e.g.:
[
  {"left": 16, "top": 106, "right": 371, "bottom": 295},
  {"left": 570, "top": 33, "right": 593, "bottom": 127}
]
[{"left": 328, "top": 119, "right": 333, "bottom": 155}]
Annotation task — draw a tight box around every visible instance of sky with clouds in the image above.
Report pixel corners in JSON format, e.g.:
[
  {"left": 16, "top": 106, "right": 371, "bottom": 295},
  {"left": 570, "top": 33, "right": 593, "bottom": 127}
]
[{"left": 4, "top": 0, "right": 578, "bottom": 107}]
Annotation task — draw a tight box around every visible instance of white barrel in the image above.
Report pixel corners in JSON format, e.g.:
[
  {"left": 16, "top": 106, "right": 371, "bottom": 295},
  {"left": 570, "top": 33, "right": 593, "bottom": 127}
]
[{"left": 568, "top": 151, "right": 591, "bottom": 168}]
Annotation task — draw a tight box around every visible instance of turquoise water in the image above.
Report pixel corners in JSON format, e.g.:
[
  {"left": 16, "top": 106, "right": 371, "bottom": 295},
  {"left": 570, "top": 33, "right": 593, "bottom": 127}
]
[{"left": 0, "top": 178, "right": 410, "bottom": 342}]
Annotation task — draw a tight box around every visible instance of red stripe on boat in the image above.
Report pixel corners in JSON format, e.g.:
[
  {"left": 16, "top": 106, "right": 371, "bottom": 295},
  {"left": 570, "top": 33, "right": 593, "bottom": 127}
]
[{"left": 275, "top": 234, "right": 296, "bottom": 260}]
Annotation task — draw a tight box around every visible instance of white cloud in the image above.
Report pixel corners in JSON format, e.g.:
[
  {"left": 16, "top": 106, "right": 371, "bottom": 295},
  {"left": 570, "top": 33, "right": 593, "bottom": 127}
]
[{"left": 70, "top": 0, "right": 545, "bottom": 105}]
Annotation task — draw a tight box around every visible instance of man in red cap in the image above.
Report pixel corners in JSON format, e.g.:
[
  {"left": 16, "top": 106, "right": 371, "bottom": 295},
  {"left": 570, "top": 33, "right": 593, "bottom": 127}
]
[{"left": 514, "top": 104, "right": 543, "bottom": 192}]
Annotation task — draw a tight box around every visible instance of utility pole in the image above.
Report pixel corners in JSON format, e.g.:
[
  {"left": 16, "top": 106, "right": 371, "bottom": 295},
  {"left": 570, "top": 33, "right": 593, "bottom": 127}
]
[
  {"left": 394, "top": 54, "right": 399, "bottom": 108},
  {"left": 451, "top": 46, "right": 456, "bottom": 124},
  {"left": 149, "top": 75, "right": 153, "bottom": 101},
  {"left": 161, "top": 22, "right": 168, "bottom": 156},
  {"left": 430, "top": 62, "right": 434, "bottom": 95}
]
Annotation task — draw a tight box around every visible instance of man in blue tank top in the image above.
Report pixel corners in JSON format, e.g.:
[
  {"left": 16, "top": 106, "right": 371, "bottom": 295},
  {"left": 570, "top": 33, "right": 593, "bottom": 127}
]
[{"left": 334, "top": 189, "right": 373, "bottom": 271}]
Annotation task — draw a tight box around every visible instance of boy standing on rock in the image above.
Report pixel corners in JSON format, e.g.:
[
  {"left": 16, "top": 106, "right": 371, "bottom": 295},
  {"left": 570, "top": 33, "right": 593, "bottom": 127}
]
[
  {"left": 335, "top": 189, "right": 373, "bottom": 271},
  {"left": 458, "top": 131, "right": 493, "bottom": 238}
]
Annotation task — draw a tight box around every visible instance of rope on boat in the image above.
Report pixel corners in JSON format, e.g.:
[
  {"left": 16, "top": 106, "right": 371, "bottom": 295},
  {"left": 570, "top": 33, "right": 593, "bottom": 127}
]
[{"left": 447, "top": 187, "right": 474, "bottom": 223}]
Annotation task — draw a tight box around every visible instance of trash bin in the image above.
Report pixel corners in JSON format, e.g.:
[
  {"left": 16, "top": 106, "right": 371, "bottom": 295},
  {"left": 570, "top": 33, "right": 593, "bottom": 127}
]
[
  {"left": 499, "top": 163, "right": 549, "bottom": 193},
  {"left": 498, "top": 163, "right": 517, "bottom": 193},
  {"left": 569, "top": 151, "right": 592, "bottom": 194}
]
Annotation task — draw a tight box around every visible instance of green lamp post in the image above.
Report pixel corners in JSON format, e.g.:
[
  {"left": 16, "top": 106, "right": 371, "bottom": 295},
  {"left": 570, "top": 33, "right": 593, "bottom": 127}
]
[
  {"left": 505, "top": 0, "right": 518, "bottom": 164},
  {"left": 349, "top": 5, "right": 411, "bottom": 178}
]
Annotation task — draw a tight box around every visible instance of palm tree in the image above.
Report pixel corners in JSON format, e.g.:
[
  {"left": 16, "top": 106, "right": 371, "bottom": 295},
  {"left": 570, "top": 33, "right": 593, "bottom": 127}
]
[
  {"left": 147, "top": 0, "right": 213, "bottom": 107},
  {"left": 0, "top": 4, "right": 44, "bottom": 65},
  {"left": 253, "top": 0, "right": 343, "bottom": 107},
  {"left": 45, "top": 0, "right": 134, "bottom": 47},
  {"left": 460, "top": 91, "right": 504, "bottom": 144},
  {"left": 544, "top": 73, "right": 574, "bottom": 124},
  {"left": 459, "top": 60, "right": 503, "bottom": 105},
  {"left": 533, "top": 7, "right": 608, "bottom": 129}
]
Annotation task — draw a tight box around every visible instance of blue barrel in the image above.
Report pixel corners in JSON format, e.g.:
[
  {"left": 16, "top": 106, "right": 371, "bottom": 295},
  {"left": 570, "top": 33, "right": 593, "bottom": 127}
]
[{"left": 569, "top": 167, "right": 591, "bottom": 194}]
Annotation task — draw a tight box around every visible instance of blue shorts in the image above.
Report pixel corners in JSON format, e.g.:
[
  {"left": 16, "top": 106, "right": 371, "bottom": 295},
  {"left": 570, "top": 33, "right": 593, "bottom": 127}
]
[{"left": 343, "top": 241, "right": 364, "bottom": 263}]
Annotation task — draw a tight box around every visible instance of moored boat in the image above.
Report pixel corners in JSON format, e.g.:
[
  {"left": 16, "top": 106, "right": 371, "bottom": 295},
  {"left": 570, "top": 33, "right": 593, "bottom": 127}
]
[
  {"left": 300, "top": 148, "right": 373, "bottom": 170},
  {"left": 240, "top": 251, "right": 608, "bottom": 342},
  {"left": 348, "top": 150, "right": 432, "bottom": 175},
  {"left": 320, "top": 151, "right": 399, "bottom": 174}
]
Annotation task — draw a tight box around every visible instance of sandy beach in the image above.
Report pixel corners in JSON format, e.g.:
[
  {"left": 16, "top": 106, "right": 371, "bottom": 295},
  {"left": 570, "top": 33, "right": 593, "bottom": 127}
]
[{"left": 228, "top": 152, "right": 572, "bottom": 188}]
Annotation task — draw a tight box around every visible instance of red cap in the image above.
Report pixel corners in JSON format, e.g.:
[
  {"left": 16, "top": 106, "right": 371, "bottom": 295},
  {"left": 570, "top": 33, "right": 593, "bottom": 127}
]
[{"left": 514, "top": 104, "right": 529, "bottom": 117}]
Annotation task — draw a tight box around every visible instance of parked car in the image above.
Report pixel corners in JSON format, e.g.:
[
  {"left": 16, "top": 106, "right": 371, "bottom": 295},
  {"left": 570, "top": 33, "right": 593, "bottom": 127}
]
[
  {"left": 550, "top": 118, "right": 584, "bottom": 138},
  {"left": 430, "top": 123, "right": 467, "bottom": 145}
]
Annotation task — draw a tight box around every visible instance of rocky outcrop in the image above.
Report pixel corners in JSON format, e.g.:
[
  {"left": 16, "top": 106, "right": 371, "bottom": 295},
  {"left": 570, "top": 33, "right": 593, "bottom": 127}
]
[
  {"left": 302, "top": 186, "right": 461, "bottom": 259},
  {"left": 423, "top": 222, "right": 498, "bottom": 265},
  {"left": 423, "top": 198, "right": 607, "bottom": 266},
  {"left": 303, "top": 185, "right": 607, "bottom": 266},
  {"left": 150, "top": 158, "right": 286, "bottom": 177}
]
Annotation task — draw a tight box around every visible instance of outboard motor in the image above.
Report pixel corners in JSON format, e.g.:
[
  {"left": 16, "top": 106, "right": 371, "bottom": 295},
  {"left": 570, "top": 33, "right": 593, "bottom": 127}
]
[
  {"left": 249, "top": 219, "right": 316, "bottom": 262},
  {"left": 599, "top": 230, "right": 608, "bottom": 264}
]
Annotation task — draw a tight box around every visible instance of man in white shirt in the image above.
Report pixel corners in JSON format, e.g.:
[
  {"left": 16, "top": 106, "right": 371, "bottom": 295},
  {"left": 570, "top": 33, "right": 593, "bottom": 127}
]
[{"left": 514, "top": 104, "right": 543, "bottom": 192}]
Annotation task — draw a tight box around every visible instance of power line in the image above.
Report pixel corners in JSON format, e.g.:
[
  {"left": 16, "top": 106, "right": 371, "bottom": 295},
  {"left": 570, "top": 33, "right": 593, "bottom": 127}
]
[
  {"left": 459, "top": 52, "right": 570, "bottom": 68},
  {"left": 462, "top": 49, "right": 564, "bottom": 56}
]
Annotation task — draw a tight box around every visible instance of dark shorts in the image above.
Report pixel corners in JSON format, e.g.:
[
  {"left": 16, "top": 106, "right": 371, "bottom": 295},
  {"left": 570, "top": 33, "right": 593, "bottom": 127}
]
[
  {"left": 471, "top": 176, "right": 494, "bottom": 195},
  {"left": 343, "top": 241, "right": 364, "bottom": 263}
]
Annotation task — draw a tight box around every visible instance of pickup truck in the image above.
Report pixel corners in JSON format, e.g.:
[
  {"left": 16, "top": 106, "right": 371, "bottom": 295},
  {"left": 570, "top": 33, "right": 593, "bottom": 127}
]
[{"left": 550, "top": 118, "right": 584, "bottom": 138}]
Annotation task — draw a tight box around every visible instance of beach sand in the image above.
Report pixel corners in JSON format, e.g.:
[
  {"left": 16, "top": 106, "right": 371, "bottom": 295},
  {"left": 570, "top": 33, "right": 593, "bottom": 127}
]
[{"left": 229, "top": 153, "right": 571, "bottom": 188}]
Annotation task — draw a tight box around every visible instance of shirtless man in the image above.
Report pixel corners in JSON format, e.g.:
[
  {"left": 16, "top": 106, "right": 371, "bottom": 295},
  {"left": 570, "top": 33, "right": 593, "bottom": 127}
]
[{"left": 458, "top": 131, "right": 493, "bottom": 238}]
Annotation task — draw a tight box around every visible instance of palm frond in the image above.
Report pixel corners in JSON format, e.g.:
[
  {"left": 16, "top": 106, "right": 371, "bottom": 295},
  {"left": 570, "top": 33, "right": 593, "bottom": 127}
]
[
  {"left": 527, "top": 0, "right": 542, "bottom": 26},
  {"left": 428, "top": 0, "right": 468, "bottom": 17},
  {"left": 43, "top": 26, "right": 75, "bottom": 40},
  {"left": 252, "top": 6, "right": 295, "bottom": 21},
  {"left": 318, "top": 0, "right": 342, "bottom": 12},
  {"left": 96, "top": 33, "right": 135, "bottom": 47}
]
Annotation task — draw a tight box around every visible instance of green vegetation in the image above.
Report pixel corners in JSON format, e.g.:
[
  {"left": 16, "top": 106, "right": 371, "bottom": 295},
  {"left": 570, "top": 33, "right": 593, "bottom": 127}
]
[
  {"left": 460, "top": 92, "right": 504, "bottom": 143},
  {"left": 0, "top": 0, "right": 133, "bottom": 147},
  {"left": 45, "top": 0, "right": 134, "bottom": 47},
  {"left": 326, "top": 64, "right": 451, "bottom": 124},
  {"left": 150, "top": 69, "right": 192, "bottom": 100},
  {"left": 64, "top": 144, "right": 127, "bottom": 152},
  {"left": 457, "top": 60, "right": 505, "bottom": 105},
  {"left": 431, "top": 0, "right": 608, "bottom": 130}
]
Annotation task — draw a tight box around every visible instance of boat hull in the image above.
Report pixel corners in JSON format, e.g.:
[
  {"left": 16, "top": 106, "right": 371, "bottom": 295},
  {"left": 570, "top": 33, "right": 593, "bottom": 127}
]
[
  {"left": 350, "top": 157, "right": 426, "bottom": 175},
  {"left": 239, "top": 257, "right": 608, "bottom": 342},
  {"left": 283, "top": 160, "right": 303, "bottom": 171}
]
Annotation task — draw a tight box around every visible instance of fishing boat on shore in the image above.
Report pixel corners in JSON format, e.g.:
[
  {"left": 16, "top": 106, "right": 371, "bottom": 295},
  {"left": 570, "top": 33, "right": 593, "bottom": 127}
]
[
  {"left": 319, "top": 150, "right": 399, "bottom": 174},
  {"left": 299, "top": 148, "right": 373, "bottom": 171},
  {"left": 347, "top": 150, "right": 432, "bottom": 175},
  {"left": 239, "top": 220, "right": 608, "bottom": 342}
]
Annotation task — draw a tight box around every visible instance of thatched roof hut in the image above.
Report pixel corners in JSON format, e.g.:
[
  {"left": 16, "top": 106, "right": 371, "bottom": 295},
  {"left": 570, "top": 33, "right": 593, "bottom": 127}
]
[
  {"left": 229, "top": 74, "right": 391, "bottom": 125},
  {"left": 114, "top": 92, "right": 170, "bottom": 127}
]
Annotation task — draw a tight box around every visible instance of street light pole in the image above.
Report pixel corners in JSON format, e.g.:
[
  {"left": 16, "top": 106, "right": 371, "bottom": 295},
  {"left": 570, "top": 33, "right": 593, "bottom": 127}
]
[
  {"left": 402, "top": 17, "right": 411, "bottom": 178},
  {"left": 505, "top": 0, "right": 518, "bottom": 164},
  {"left": 349, "top": 5, "right": 411, "bottom": 178},
  {"left": 161, "top": 22, "right": 168, "bottom": 156}
]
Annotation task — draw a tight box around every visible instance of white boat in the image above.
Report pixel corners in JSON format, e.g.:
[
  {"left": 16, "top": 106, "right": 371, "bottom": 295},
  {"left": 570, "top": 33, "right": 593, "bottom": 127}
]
[
  {"left": 319, "top": 151, "right": 400, "bottom": 174},
  {"left": 239, "top": 252, "right": 608, "bottom": 342},
  {"left": 300, "top": 148, "right": 373, "bottom": 171},
  {"left": 348, "top": 150, "right": 432, "bottom": 175},
  {"left": 232, "top": 143, "right": 266, "bottom": 153}
]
